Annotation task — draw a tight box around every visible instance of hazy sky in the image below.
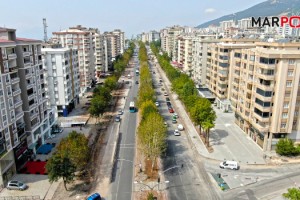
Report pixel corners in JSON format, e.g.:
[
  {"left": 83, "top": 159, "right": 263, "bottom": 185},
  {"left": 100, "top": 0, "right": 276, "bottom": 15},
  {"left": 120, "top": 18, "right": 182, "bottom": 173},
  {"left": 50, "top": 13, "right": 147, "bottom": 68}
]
[{"left": 0, "top": 0, "right": 266, "bottom": 40}]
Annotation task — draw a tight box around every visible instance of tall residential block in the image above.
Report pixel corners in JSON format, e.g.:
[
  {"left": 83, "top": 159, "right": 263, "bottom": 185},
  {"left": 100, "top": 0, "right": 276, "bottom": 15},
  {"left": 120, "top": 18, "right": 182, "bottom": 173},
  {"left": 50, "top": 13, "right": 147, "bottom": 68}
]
[
  {"left": 52, "top": 25, "right": 96, "bottom": 94},
  {"left": 0, "top": 27, "right": 56, "bottom": 186},
  {"left": 231, "top": 42, "right": 300, "bottom": 151},
  {"left": 42, "top": 47, "right": 80, "bottom": 117},
  {"left": 206, "top": 39, "right": 257, "bottom": 111},
  {"left": 104, "top": 29, "right": 125, "bottom": 69}
]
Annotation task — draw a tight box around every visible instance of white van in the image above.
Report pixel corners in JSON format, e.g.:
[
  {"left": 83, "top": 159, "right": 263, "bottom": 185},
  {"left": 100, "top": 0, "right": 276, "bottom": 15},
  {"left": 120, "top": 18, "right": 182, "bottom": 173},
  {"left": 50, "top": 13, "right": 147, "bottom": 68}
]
[{"left": 219, "top": 161, "right": 239, "bottom": 170}]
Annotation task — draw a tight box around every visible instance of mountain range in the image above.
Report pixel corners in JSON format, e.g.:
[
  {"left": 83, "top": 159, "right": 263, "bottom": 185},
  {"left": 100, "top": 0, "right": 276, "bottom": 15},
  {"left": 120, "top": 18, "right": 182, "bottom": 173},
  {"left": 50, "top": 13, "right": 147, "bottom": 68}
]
[{"left": 197, "top": 0, "right": 300, "bottom": 28}]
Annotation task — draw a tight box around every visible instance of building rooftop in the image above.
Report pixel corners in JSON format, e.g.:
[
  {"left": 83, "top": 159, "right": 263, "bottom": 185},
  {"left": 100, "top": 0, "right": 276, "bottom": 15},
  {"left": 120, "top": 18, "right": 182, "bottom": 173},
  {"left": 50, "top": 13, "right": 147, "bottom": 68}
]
[
  {"left": 197, "top": 87, "right": 215, "bottom": 100},
  {"left": 0, "top": 39, "right": 14, "bottom": 43}
]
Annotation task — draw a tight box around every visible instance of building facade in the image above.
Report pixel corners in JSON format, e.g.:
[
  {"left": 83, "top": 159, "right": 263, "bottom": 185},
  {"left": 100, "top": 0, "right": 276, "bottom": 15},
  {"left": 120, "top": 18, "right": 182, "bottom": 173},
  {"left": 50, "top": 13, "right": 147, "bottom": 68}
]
[
  {"left": 231, "top": 42, "right": 300, "bottom": 151},
  {"left": 52, "top": 25, "right": 95, "bottom": 94},
  {"left": 0, "top": 27, "right": 56, "bottom": 186},
  {"left": 42, "top": 47, "right": 80, "bottom": 117}
]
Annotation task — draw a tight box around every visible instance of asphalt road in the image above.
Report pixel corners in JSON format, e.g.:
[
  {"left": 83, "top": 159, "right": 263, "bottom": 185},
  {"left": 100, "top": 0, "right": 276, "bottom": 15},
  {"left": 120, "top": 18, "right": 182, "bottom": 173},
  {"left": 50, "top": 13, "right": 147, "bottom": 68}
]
[
  {"left": 150, "top": 59, "right": 220, "bottom": 200},
  {"left": 110, "top": 53, "right": 139, "bottom": 200}
]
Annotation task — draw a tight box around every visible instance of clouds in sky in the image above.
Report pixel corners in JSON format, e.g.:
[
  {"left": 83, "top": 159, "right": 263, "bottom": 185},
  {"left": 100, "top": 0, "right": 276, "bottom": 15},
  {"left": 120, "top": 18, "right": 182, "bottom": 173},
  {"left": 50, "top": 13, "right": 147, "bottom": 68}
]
[{"left": 204, "top": 8, "right": 216, "bottom": 14}]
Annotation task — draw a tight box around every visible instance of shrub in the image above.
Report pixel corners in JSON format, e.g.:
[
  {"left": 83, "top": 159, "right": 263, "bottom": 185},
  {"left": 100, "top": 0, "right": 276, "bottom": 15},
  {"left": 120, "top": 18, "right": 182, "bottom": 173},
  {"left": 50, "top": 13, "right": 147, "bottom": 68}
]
[{"left": 276, "top": 138, "right": 299, "bottom": 156}]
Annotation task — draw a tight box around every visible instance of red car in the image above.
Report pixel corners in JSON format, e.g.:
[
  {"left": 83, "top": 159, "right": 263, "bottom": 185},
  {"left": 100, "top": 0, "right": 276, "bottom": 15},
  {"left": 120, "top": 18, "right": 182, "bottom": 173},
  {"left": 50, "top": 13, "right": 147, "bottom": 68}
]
[{"left": 169, "top": 107, "right": 174, "bottom": 113}]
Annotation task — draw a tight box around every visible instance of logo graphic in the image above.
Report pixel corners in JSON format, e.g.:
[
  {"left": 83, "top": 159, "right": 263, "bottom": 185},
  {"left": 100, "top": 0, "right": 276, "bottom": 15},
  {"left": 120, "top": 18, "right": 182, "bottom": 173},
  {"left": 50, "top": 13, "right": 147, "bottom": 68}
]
[{"left": 251, "top": 16, "right": 300, "bottom": 28}]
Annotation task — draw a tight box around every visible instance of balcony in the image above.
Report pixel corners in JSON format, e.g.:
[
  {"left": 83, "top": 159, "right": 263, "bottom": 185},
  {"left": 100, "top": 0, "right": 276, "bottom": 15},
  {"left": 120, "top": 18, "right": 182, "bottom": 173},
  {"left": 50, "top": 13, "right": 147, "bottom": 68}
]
[
  {"left": 12, "top": 88, "right": 21, "bottom": 96},
  {"left": 255, "top": 82, "right": 274, "bottom": 91},
  {"left": 15, "top": 111, "right": 24, "bottom": 120},
  {"left": 24, "top": 62, "right": 32, "bottom": 68},
  {"left": 10, "top": 77, "right": 20, "bottom": 84},
  {"left": 9, "top": 66, "right": 18, "bottom": 73},
  {"left": 8, "top": 53, "right": 17, "bottom": 60},
  {"left": 14, "top": 99, "right": 23, "bottom": 108},
  {"left": 256, "top": 72, "right": 275, "bottom": 80},
  {"left": 253, "top": 111, "right": 270, "bottom": 123},
  {"left": 23, "top": 52, "right": 31, "bottom": 57},
  {"left": 29, "top": 102, "right": 37, "bottom": 110}
]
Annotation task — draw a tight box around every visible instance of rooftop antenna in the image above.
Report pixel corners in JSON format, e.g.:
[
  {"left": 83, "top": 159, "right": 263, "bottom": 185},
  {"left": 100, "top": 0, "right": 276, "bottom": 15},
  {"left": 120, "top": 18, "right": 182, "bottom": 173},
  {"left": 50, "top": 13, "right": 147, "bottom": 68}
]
[{"left": 43, "top": 18, "right": 48, "bottom": 42}]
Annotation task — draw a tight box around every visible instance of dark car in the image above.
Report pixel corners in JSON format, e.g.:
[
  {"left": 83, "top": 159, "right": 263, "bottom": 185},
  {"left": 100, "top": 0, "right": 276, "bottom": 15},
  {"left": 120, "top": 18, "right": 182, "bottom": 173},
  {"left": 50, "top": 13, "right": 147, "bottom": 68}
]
[
  {"left": 166, "top": 102, "right": 171, "bottom": 107},
  {"left": 115, "top": 116, "right": 121, "bottom": 122},
  {"left": 135, "top": 80, "right": 139, "bottom": 84},
  {"left": 166, "top": 97, "right": 170, "bottom": 102}
]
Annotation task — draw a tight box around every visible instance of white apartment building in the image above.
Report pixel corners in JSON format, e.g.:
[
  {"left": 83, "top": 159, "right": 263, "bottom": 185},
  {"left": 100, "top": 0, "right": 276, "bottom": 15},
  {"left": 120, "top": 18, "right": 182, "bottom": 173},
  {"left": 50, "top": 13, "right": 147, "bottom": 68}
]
[
  {"left": 52, "top": 25, "right": 96, "bottom": 94},
  {"left": 42, "top": 47, "right": 80, "bottom": 117},
  {"left": 90, "top": 29, "right": 107, "bottom": 77},
  {"left": 104, "top": 29, "right": 125, "bottom": 69},
  {"left": 0, "top": 27, "right": 56, "bottom": 186},
  {"left": 160, "top": 26, "right": 184, "bottom": 58},
  {"left": 176, "top": 35, "right": 193, "bottom": 73},
  {"left": 237, "top": 18, "right": 252, "bottom": 30},
  {"left": 191, "top": 35, "right": 218, "bottom": 85},
  {"left": 220, "top": 20, "right": 236, "bottom": 32}
]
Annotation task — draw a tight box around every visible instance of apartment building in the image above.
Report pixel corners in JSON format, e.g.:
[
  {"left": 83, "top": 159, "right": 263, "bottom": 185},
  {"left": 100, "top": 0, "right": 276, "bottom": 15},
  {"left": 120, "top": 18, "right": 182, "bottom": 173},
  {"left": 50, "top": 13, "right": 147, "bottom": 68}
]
[
  {"left": 42, "top": 47, "right": 80, "bottom": 117},
  {"left": 231, "top": 42, "right": 300, "bottom": 151},
  {"left": 52, "top": 25, "right": 95, "bottom": 94},
  {"left": 191, "top": 35, "right": 218, "bottom": 85},
  {"left": 206, "top": 39, "right": 257, "bottom": 111},
  {"left": 0, "top": 27, "right": 56, "bottom": 186},
  {"left": 90, "top": 29, "right": 107, "bottom": 77},
  {"left": 104, "top": 29, "right": 125, "bottom": 69},
  {"left": 160, "top": 26, "right": 184, "bottom": 58},
  {"left": 176, "top": 35, "right": 193, "bottom": 73},
  {"left": 141, "top": 31, "right": 160, "bottom": 43}
]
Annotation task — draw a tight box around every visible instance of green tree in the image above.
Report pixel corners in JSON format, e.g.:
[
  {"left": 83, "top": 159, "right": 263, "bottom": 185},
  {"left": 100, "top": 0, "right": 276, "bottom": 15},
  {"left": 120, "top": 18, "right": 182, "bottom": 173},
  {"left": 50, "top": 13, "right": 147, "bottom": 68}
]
[
  {"left": 276, "top": 138, "right": 299, "bottom": 156},
  {"left": 57, "top": 131, "right": 89, "bottom": 170},
  {"left": 89, "top": 95, "right": 107, "bottom": 123},
  {"left": 138, "top": 112, "right": 167, "bottom": 170},
  {"left": 283, "top": 187, "right": 300, "bottom": 200},
  {"left": 104, "top": 76, "right": 117, "bottom": 90},
  {"left": 46, "top": 153, "right": 76, "bottom": 191},
  {"left": 202, "top": 120, "right": 215, "bottom": 147},
  {"left": 140, "top": 100, "right": 158, "bottom": 119}
]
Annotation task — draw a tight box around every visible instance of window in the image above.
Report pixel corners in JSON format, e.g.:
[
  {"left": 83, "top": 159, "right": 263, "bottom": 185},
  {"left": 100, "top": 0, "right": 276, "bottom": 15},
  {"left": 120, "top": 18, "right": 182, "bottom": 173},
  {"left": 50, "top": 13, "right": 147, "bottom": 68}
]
[
  {"left": 281, "top": 123, "right": 286, "bottom": 128},
  {"left": 295, "top": 111, "right": 299, "bottom": 116},
  {"left": 288, "top": 59, "right": 295, "bottom": 65},
  {"left": 250, "top": 55, "right": 255, "bottom": 61},
  {"left": 284, "top": 102, "right": 289, "bottom": 108},
  {"left": 282, "top": 113, "right": 288, "bottom": 118},
  {"left": 288, "top": 70, "right": 294, "bottom": 76},
  {"left": 286, "top": 81, "right": 292, "bottom": 87}
]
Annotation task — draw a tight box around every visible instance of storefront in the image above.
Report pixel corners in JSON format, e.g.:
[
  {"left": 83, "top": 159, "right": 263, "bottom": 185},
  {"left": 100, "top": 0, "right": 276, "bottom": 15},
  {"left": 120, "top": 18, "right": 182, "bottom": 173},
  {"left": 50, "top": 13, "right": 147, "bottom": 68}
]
[{"left": 13, "top": 136, "right": 29, "bottom": 172}]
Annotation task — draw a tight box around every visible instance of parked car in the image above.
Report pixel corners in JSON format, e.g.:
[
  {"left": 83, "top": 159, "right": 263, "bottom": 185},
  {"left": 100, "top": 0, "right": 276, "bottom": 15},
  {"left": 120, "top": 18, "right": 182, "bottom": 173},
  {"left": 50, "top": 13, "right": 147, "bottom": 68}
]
[
  {"left": 135, "top": 80, "right": 139, "bottom": 84},
  {"left": 219, "top": 161, "right": 239, "bottom": 170},
  {"left": 155, "top": 102, "right": 160, "bottom": 107},
  {"left": 164, "top": 92, "right": 168, "bottom": 96},
  {"left": 169, "top": 107, "right": 174, "bottom": 113},
  {"left": 115, "top": 115, "right": 121, "bottom": 122},
  {"left": 87, "top": 193, "right": 101, "bottom": 200},
  {"left": 177, "top": 124, "right": 184, "bottom": 131},
  {"left": 172, "top": 118, "right": 177, "bottom": 124},
  {"left": 166, "top": 97, "right": 170, "bottom": 102},
  {"left": 118, "top": 109, "right": 123, "bottom": 115},
  {"left": 7, "top": 180, "right": 28, "bottom": 191},
  {"left": 164, "top": 122, "right": 168, "bottom": 127},
  {"left": 173, "top": 130, "right": 180, "bottom": 136},
  {"left": 173, "top": 113, "right": 178, "bottom": 119}
]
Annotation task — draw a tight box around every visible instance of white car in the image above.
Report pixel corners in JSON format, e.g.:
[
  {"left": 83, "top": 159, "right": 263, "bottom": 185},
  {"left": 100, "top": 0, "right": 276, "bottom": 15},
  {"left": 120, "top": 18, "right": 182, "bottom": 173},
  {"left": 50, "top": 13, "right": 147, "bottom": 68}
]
[
  {"left": 155, "top": 102, "right": 160, "bottom": 107},
  {"left": 164, "top": 92, "right": 168, "bottom": 96},
  {"left": 173, "top": 130, "right": 180, "bottom": 136},
  {"left": 177, "top": 124, "right": 184, "bottom": 131}
]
